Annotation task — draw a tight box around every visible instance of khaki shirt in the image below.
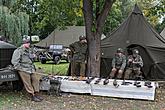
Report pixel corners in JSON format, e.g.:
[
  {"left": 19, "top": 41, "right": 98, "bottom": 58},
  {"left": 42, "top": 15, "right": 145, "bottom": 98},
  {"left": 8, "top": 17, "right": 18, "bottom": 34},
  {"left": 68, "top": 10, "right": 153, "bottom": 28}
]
[
  {"left": 112, "top": 53, "right": 126, "bottom": 70},
  {"left": 11, "top": 46, "right": 35, "bottom": 74},
  {"left": 127, "top": 55, "right": 143, "bottom": 70}
]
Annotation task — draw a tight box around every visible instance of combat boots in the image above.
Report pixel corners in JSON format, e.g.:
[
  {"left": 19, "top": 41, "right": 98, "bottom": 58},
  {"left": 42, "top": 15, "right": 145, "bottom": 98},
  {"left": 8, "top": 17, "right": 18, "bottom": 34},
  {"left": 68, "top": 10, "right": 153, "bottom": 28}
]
[
  {"left": 34, "top": 92, "right": 44, "bottom": 101},
  {"left": 79, "top": 72, "right": 86, "bottom": 81},
  {"left": 70, "top": 74, "right": 78, "bottom": 80},
  {"left": 79, "top": 74, "right": 86, "bottom": 81},
  {"left": 32, "top": 95, "right": 42, "bottom": 102}
]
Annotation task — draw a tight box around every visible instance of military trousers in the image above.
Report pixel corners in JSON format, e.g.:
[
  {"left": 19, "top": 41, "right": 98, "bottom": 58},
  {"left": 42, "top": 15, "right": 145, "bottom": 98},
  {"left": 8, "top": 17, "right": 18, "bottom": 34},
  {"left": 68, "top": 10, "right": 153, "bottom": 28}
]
[
  {"left": 71, "top": 61, "right": 86, "bottom": 77},
  {"left": 124, "top": 68, "right": 141, "bottom": 80},
  {"left": 18, "top": 71, "right": 40, "bottom": 95},
  {"left": 109, "top": 68, "right": 123, "bottom": 79}
]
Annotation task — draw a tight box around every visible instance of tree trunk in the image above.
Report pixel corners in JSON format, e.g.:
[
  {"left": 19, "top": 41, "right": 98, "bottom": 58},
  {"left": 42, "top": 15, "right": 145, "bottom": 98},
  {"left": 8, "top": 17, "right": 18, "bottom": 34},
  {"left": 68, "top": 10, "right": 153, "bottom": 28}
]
[
  {"left": 83, "top": 0, "right": 116, "bottom": 77},
  {"left": 87, "top": 33, "right": 101, "bottom": 77}
]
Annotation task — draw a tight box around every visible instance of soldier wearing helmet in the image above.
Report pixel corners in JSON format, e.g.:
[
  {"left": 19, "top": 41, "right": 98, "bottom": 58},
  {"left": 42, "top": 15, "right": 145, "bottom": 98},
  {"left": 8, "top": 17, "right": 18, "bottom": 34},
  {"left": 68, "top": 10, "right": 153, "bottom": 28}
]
[
  {"left": 124, "top": 49, "right": 143, "bottom": 80},
  {"left": 106, "top": 48, "right": 126, "bottom": 79},
  {"left": 69, "top": 35, "right": 87, "bottom": 80}
]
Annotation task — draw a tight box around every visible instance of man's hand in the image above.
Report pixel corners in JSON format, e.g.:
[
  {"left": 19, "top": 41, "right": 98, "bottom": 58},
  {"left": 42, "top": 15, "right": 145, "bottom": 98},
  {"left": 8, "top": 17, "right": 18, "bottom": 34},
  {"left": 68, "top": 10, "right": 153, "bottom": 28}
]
[
  {"left": 112, "top": 68, "right": 117, "bottom": 71},
  {"left": 128, "top": 59, "right": 133, "bottom": 62},
  {"left": 118, "top": 69, "right": 123, "bottom": 73}
]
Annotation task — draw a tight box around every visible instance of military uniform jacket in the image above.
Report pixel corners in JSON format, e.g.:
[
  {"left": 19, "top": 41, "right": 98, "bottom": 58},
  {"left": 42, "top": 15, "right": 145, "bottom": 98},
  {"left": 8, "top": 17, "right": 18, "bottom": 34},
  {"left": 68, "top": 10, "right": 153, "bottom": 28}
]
[
  {"left": 127, "top": 55, "right": 143, "bottom": 70},
  {"left": 112, "top": 53, "right": 126, "bottom": 70},
  {"left": 69, "top": 41, "right": 87, "bottom": 62},
  {"left": 11, "top": 46, "right": 36, "bottom": 74}
]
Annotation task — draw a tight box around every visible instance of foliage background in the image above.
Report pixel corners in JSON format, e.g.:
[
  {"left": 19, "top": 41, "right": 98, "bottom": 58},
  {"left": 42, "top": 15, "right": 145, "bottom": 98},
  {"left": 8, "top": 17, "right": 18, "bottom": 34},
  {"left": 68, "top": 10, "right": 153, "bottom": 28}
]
[{"left": 0, "top": 0, "right": 164, "bottom": 46}]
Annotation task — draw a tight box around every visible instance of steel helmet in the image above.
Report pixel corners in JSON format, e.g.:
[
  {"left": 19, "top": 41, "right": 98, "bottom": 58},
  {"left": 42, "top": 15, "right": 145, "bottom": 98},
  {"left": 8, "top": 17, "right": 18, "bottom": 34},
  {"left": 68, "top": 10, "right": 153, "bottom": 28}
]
[
  {"left": 117, "top": 48, "right": 123, "bottom": 53},
  {"left": 79, "top": 35, "right": 86, "bottom": 41},
  {"left": 133, "top": 49, "right": 139, "bottom": 55}
]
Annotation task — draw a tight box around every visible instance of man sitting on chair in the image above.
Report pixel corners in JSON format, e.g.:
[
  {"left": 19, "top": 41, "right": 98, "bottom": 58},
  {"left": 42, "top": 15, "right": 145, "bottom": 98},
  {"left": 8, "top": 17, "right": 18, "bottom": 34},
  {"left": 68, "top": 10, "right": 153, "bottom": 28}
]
[
  {"left": 124, "top": 49, "right": 143, "bottom": 80},
  {"left": 108, "top": 48, "right": 126, "bottom": 79}
]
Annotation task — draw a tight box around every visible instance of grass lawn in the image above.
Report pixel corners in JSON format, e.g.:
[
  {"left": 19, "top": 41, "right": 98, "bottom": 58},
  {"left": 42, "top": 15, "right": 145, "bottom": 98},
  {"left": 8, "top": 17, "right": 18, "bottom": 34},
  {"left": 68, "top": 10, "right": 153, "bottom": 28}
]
[
  {"left": 1, "top": 61, "right": 165, "bottom": 109},
  {"left": 0, "top": 61, "right": 69, "bottom": 108},
  {"left": 34, "top": 60, "right": 69, "bottom": 76}
]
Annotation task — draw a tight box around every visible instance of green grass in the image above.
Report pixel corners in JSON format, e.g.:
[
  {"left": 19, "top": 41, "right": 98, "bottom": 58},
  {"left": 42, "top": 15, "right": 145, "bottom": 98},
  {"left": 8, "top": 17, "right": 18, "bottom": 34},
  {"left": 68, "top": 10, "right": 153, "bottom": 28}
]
[
  {"left": 34, "top": 60, "right": 69, "bottom": 76},
  {"left": 0, "top": 91, "right": 24, "bottom": 109}
]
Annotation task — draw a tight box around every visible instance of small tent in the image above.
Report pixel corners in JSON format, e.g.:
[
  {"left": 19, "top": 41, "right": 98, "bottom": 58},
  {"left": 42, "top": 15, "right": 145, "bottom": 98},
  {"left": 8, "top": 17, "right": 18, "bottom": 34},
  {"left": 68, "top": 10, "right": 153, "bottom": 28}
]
[
  {"left": 35, "top": 26, "right": 85, "bottom": 47},
  {"left": 101, "top": 4, "right": 165, "bottom": 80},
  {"left": 35, "top": 26, "right": 106, "bottom": 48},
  {"left": 160, "top": 28, "right": 165, "bottom": 39}
]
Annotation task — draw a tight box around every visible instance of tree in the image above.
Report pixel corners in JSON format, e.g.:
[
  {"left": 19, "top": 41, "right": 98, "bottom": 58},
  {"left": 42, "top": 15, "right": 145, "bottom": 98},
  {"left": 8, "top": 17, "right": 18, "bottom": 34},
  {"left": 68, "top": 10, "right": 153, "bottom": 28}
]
[
  {"left": 83, "top": 0, "right": 116, "bottom": 77},
  {"left": 103, "top": 0, "right": 123, "bottom": 35},
  {"left": 0, "top": 0, "right": 29, "bottom": 46},
  {"left": 34, "top": 0, "right": 84, "bottom": 39},
  {"left": 12, "top": 0, "right": 39, "bottom": 36}
]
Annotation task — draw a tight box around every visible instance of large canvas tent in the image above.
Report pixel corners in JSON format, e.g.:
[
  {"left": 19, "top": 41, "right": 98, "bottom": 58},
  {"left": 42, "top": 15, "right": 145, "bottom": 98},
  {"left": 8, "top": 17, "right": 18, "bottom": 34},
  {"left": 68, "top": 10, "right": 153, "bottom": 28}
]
[
  {"left": 101, "top": 4, "right": 165, "bottom": 80},
  {"left": 160, "top": 28, "right": 165, "bottom": 39},
  {"left": 35, "top": 26, "right": 85, "bottom": 47}
]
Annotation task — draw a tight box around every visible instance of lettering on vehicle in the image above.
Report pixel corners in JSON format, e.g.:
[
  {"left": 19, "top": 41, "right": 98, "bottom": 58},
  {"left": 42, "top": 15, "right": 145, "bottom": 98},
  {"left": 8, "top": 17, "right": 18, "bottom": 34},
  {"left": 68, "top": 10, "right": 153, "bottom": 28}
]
[{"left": 0, "top": 74, "right": 16, "bottom": 79}]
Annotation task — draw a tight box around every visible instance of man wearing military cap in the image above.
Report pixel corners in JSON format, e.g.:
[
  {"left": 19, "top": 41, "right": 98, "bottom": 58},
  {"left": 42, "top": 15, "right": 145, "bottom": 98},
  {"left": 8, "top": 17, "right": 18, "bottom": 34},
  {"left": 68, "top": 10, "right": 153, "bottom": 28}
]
[
  {"left": 11, "top": 38, "right": 43, "bottom": 102},
  {"left": 69, "top": 35, "right": 87, "bottom": 80}
]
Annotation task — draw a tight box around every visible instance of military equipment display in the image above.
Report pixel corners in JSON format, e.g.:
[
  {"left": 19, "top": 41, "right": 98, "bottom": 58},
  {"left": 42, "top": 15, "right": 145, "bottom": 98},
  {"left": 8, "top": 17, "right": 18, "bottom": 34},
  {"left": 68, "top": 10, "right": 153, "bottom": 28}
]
[
  {"left": 39, "top": 76, "right": 62, "bottom": 96},
  {"left": 134, "top": 81, "right": 141, "bottom": 88},
  {"left": 144, "top": 81, "right": 153, "bottom": 88},
  {"left": 121, "top": 80, "right": 132, "bottom": 85},
  {"left": 86, "top": 77, "right": 95, "bottom": 84},
  {"left": 40, "top": 76, "right": 156, "bottom": 100},
  {"left": 113, "top": 79, "right": 119, "bottom": 88},
  {"left": 94, "top": 78, "right": 102, "bottom": 84},
  {"left": 103, "top": 79, "right": 109, "bottom": 85}
]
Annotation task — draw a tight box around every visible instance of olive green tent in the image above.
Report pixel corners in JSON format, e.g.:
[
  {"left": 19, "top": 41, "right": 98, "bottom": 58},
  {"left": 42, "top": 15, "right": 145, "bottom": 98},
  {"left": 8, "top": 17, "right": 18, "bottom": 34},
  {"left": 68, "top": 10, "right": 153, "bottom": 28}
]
[
  {"left": 101, "top": 4, "right": 165, "bottom": 80},
  {"left": 35, "top": 26, "right": 85, "bottom": 47},
  {"left": 160, "top": 28, "right": 165, "bottom": 39},
  {"left": 35, "top": 26, "right": 106, "bottom": 48}
]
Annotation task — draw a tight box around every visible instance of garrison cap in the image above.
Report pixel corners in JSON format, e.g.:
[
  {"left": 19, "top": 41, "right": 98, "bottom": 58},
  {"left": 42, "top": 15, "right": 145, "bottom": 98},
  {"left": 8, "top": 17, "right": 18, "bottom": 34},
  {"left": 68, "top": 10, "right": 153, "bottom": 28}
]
[{"left": 22, "top": 38, "right": 30, "bottom": 44}]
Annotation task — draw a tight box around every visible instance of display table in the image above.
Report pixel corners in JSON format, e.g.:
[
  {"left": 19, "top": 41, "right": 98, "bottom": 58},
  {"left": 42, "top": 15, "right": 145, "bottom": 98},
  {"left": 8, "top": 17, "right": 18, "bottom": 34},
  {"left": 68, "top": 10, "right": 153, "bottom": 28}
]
[{"left": 40, "top": 76, "right": 157, "bottom": 100}]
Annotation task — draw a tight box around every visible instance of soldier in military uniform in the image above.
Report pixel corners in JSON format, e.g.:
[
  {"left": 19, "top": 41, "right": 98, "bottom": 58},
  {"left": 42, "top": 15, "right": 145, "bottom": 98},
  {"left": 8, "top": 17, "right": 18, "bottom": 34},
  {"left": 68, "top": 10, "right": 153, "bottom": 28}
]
[
  {"left": 69, "top": 35, "right": 87, "bottom": 80},
  {"left": 124, "top": 49, "right": 143, "bottom": 80},
  {"left": 109, "top": 48, "right": 126, "bottom": 79},
  {"left": 11, "top": 39, "right": 43, "bottom": 102}
]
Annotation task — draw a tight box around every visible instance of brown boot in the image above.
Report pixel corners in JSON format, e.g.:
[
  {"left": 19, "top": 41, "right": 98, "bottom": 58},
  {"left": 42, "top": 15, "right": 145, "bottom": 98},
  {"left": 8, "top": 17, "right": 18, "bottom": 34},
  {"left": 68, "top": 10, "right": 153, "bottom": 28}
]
[{"left": 79, "top": 75, "right": 86, "bottom": 81}]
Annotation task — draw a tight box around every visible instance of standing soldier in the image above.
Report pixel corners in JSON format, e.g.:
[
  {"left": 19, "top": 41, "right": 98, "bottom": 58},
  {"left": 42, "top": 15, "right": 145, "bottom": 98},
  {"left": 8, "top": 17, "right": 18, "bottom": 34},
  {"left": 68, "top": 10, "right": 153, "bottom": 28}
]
[
  {"left": 11, "top": 39, "right": 43, "bottom": 102},
  {"left": 69, "top": 35, "right": 87, "bottom": 80},
  {"left": 124, "top": 49, "right": 143, "bottom": 80}
]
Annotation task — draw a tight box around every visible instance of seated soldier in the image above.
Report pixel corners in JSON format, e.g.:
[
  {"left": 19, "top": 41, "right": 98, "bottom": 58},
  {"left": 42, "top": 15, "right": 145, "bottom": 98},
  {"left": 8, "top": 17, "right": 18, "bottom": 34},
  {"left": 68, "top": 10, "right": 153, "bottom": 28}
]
[
  {"left": 124, "top": 49, "right": 143, "bottom": 80},
  {"left": 11, "top": 39, "right": 43, "bottom": 102},
  {"left": 106, "top": 48, "right": 126, "bottom": 79}
]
